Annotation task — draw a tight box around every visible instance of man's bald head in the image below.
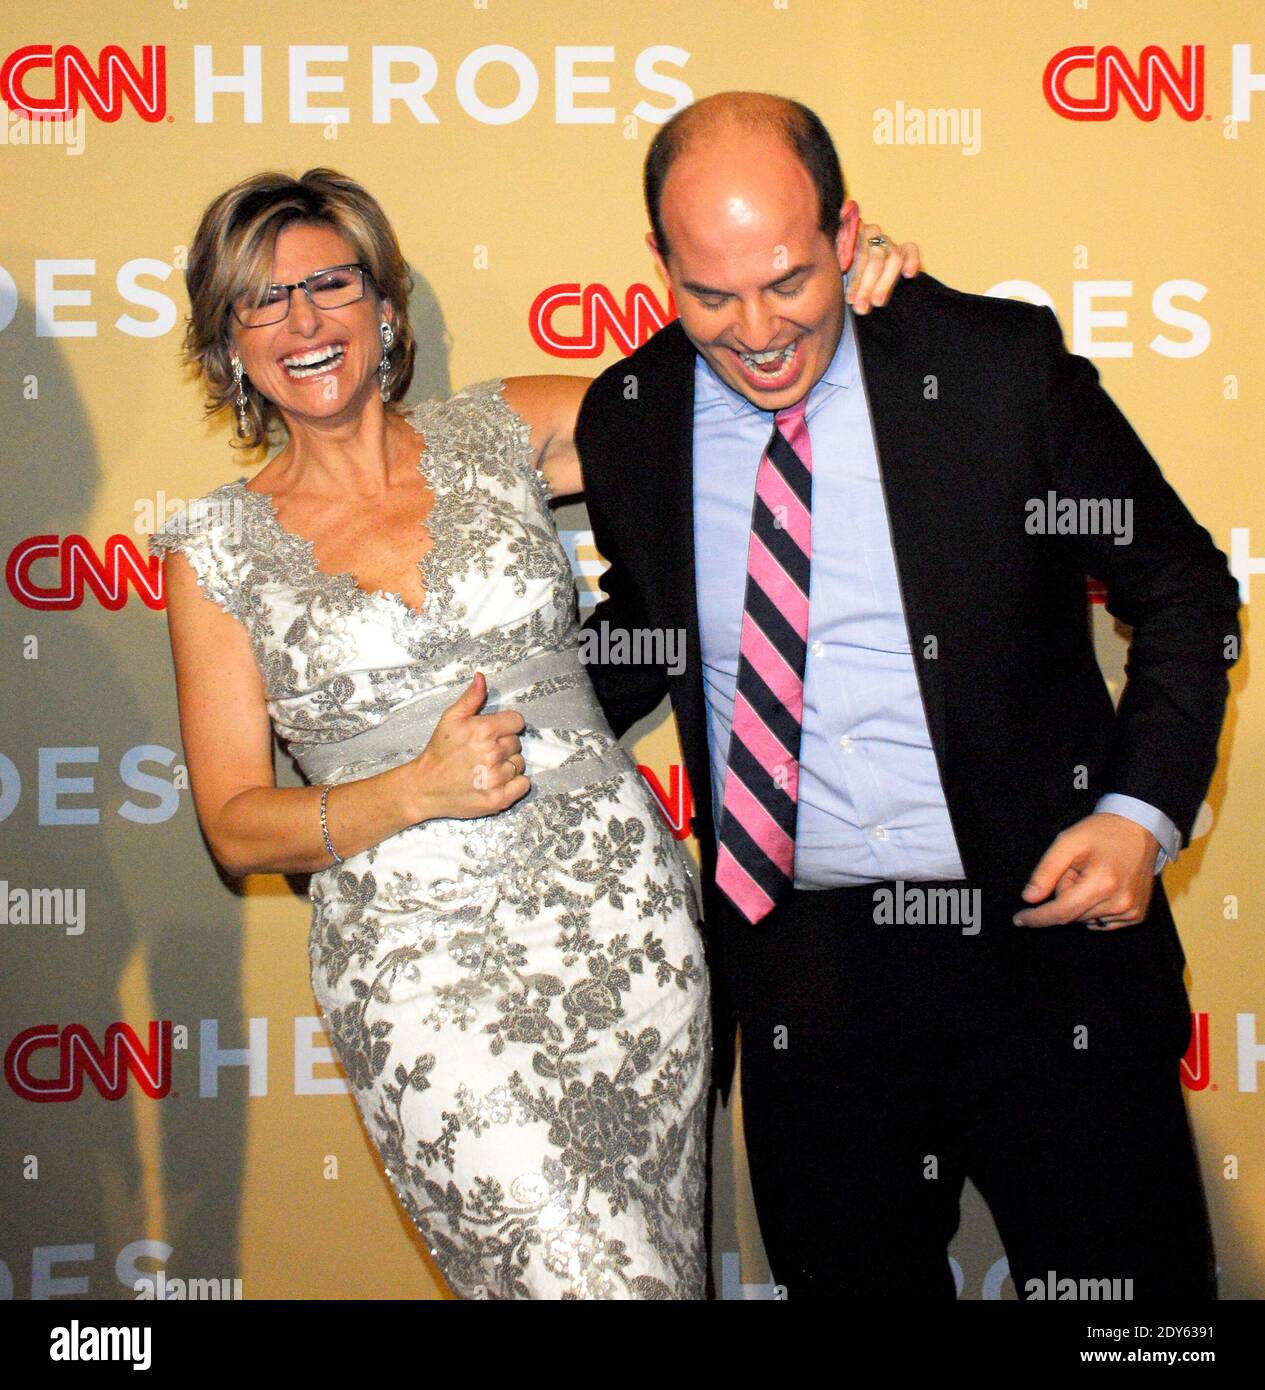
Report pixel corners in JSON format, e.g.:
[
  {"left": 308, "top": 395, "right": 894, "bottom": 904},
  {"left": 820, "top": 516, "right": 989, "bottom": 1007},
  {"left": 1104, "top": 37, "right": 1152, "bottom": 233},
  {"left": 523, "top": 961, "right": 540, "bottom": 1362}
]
[{"left": 644, "top": 92, "right": 846, "bottom": 263}]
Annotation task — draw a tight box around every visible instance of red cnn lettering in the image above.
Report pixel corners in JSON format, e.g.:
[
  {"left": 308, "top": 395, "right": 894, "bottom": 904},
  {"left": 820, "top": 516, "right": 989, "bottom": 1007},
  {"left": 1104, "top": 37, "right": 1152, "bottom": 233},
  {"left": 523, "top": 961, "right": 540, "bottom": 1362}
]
[
  {"left": 5, "top": 1021, "right": 173, "bottom": 1102},
  {"left": 529, "top": 283, "right": 676, "bottom": 358},
  {"left": 1043, "top": 45, "right": 1204, "bottom": 122},
  {"left": 1180, "top": 1012, "right": 1209, "bottom": 1091},
  {"left": 0, "top": 44, "right": 166, "bottom": 122},
  {"left": 637, "top": 764, "right": 693, "bottom": 841},
  {"left": 6, "top": 534, "right": 165, "bottom": 611}
]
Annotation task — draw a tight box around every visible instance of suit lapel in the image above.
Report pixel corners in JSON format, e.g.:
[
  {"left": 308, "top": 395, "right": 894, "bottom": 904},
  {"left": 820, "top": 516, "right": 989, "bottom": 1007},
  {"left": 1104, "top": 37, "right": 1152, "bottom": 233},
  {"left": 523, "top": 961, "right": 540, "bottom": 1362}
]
[
  {"left": 648, "top": 324, "right": 715, "bottom": 840},
  {"left": 852, "top": 297, "right": 949, "bottom": 761}
]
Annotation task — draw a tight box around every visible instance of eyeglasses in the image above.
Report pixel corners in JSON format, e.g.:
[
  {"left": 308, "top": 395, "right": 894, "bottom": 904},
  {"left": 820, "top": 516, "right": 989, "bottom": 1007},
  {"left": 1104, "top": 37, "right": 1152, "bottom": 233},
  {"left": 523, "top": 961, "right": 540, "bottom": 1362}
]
[{"left": 231, "top": 262, "right": 375, "bottom": 328}]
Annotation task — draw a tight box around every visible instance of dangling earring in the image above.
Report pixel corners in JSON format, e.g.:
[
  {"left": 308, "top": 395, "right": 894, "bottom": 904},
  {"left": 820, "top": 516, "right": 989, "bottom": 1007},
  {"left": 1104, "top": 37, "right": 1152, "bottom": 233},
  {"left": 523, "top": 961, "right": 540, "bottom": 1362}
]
[
  {"left": 231, "top": 354, "right": 248, "bottom": 436},
  {"left": 378, "top": 320, "right": 395, "bottom": 402}
]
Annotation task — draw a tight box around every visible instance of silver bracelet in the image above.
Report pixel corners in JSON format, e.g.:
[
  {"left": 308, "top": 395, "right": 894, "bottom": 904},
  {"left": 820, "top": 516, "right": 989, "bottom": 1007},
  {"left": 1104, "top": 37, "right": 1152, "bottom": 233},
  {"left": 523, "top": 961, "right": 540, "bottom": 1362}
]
[{"left": 319, "top": 785, "right": 343, "bottom": 865}]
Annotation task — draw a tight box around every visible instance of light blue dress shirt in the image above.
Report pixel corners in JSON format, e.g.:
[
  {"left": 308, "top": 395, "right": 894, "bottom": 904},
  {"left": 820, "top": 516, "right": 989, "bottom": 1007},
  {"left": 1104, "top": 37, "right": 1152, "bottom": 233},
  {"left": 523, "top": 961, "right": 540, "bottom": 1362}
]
[{"left": 690, "top": 304, "right": 1179, "bottom": 886}]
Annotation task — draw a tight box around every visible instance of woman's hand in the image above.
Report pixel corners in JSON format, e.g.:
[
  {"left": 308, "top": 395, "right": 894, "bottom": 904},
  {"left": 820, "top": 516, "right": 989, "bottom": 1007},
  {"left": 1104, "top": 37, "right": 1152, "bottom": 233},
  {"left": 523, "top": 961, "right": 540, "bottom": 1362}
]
[
  {"left": 847, "top": 219, "right": 922, "bottom": 314},
  {"left": 405, "top": 672, "right": 531, "bottom": 821}
]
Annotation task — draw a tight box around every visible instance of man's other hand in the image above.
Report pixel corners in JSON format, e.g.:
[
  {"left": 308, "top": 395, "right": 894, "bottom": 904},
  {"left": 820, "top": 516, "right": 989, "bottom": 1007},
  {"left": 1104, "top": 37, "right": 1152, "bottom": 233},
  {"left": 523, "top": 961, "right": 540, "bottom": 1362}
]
[{"left": 1013, "top": 812, "right": 1160, "bottom": 930}]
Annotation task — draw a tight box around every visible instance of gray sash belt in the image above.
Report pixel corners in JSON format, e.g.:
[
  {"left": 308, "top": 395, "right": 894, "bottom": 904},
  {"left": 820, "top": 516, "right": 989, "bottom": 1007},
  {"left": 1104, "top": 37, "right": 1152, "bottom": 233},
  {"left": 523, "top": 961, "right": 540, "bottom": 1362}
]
[{"left": 288, "top": 647, "right": 635, "bottom": 805}]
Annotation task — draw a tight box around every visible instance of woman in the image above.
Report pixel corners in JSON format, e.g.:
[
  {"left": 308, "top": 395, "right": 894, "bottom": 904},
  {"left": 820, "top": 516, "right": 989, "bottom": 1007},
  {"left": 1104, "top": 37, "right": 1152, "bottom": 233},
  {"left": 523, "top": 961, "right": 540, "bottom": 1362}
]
[{"left": 150, "top": 168, "right": 916, "bottom": 1299}]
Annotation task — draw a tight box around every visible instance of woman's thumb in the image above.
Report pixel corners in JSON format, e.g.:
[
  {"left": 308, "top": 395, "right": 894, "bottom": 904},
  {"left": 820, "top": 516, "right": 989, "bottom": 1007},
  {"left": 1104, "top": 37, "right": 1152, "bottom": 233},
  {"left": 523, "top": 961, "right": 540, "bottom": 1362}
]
[{"left": 448, "top": 670, "right": 487, "bottom": 717}]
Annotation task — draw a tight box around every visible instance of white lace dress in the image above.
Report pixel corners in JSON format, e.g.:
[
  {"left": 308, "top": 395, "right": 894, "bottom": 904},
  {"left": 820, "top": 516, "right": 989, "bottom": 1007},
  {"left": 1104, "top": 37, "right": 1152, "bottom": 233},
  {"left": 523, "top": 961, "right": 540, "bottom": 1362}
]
[{"left": 150, "top": 378, "right": 711, "bottom": 1299}]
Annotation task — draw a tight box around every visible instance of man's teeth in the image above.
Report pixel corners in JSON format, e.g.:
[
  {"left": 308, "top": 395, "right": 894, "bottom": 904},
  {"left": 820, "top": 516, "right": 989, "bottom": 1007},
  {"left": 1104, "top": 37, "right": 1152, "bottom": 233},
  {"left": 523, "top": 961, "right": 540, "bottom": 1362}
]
[
  {"left": 282, "top": 344, "right": 346, "bottom": 376},
  {"left": 739, "top": 341, "right": 797, "bottom": 371}
]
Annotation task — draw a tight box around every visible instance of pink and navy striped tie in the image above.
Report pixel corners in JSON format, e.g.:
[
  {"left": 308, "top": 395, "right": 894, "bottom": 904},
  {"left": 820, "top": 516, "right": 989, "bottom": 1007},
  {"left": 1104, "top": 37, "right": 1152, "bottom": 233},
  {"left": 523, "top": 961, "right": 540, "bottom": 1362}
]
[{"left": 715, "top": 397, "right": 813, "bottom": 925}]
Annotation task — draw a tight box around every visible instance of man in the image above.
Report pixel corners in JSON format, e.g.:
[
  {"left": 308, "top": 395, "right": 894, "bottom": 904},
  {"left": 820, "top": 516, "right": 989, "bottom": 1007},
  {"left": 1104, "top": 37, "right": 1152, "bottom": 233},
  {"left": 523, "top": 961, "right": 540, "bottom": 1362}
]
[{"left": 575, "top": 91, "right": 1240, "bottom": 1299}]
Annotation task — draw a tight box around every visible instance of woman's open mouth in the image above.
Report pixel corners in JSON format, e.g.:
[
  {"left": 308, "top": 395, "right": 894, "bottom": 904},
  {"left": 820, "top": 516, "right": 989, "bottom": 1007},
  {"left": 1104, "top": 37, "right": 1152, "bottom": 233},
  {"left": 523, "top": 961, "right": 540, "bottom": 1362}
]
[{"left": 280, "top": 342, "right": 348, "bottom": 380}]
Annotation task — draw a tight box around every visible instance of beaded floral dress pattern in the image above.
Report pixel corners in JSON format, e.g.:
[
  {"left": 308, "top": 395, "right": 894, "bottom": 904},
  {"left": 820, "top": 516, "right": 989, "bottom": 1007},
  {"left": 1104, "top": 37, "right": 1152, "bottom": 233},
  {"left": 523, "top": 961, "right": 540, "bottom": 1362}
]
[{"left": 150, "top": 378, "right": 711, "bottom": 1299}]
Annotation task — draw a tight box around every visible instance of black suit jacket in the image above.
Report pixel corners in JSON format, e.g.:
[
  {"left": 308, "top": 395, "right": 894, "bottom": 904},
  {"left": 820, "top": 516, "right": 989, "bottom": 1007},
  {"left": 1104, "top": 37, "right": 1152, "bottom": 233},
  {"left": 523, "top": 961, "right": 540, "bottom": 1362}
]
[{"left": 574, "top": 272, "right": 1241, "bottom": 1101}]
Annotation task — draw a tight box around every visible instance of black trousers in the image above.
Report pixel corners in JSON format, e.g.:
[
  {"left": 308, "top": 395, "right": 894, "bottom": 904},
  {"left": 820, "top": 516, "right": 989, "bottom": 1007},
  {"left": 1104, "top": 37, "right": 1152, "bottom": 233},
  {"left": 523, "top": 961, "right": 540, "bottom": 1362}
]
[{"left": 721, "top": 879, "right": 1216, "bottom": 1300}]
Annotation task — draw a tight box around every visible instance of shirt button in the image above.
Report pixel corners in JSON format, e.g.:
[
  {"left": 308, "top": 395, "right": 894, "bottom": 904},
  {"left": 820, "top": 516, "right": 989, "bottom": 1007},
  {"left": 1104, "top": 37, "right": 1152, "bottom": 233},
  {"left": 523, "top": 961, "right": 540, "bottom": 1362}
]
[
  {"left": 872, "top": 825, "right": 888, "bottom": 840},
  {"left": 838, "top": 735, "right": 853, "bottom": 752},
  {"left": 810, "top": 640, "right": 823, "bottom": 657}
]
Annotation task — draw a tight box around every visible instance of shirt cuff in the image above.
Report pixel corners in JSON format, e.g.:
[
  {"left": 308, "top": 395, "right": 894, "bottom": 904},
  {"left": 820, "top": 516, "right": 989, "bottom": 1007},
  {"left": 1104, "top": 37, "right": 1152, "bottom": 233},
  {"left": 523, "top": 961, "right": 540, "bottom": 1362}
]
[{"left": 1094, "top": 794, "right": 1182, "bottom": 874}]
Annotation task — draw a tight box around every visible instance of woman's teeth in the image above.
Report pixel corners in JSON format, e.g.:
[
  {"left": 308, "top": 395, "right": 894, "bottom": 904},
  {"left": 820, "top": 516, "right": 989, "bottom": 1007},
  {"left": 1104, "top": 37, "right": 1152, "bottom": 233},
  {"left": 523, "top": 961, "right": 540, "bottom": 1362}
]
[
  {"left": 282, "top": 344, "right": 347, "bottom": 379},
  {"left": 738, "top": 341, "right": 798, "bottom": 374}
]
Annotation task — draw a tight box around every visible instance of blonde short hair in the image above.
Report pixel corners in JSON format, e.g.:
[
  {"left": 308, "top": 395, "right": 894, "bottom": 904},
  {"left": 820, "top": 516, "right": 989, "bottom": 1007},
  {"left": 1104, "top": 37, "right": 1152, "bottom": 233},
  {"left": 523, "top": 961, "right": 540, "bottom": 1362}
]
[{"left": 182, "top": 167, "right": 416, "bottom": 452}]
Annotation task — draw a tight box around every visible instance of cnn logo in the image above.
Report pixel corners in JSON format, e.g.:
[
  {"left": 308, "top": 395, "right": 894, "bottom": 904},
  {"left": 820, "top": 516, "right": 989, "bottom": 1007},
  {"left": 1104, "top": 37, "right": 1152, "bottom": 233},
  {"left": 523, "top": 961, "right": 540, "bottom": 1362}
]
[
  {"left": 1044, "top": 45, "right": 1204, "bottom": 122},
  {"left": 0, "top": 44, "right": 165, "bottom": 122},
  {"left": 530, "top": 283, "right": 676, "bottom": 358},
  {"left": 6, "top": 534, "right": 164, "bottom": 611},
  {"left": 5, "top": 1021, "right": 173, "bottom": 1102}
]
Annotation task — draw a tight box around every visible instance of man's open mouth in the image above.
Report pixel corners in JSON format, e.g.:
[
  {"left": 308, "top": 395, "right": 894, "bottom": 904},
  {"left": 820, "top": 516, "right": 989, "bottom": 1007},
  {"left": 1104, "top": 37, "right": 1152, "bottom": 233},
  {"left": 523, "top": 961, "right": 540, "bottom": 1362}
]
[{"left": 730, "top": 337, "right": 801, "bottom": 387}]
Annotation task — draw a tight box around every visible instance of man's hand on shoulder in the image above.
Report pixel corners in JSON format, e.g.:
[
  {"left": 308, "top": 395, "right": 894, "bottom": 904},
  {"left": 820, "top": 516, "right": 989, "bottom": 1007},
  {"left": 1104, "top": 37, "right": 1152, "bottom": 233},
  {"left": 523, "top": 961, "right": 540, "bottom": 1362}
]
[{"left": 1012, "top": 812, "right": 1160, "bottom": 930}]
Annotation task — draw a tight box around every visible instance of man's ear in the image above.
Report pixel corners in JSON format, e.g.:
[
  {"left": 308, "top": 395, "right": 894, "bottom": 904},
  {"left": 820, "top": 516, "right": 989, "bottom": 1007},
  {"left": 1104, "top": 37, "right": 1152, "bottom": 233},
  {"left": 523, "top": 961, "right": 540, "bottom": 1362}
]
[
  {"left": 835, "top": 200, "right": 861, "bottom": 273},
  {"left": 645, "top": 229, "right": 670, "bottom": 284}
]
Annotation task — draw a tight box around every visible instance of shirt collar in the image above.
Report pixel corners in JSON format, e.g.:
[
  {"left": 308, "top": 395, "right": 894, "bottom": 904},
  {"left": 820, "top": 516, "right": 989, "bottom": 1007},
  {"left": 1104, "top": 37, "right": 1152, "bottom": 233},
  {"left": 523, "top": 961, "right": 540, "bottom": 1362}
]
[{"left": 693, "top": 280, "right": 858, "bottom": 417}]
